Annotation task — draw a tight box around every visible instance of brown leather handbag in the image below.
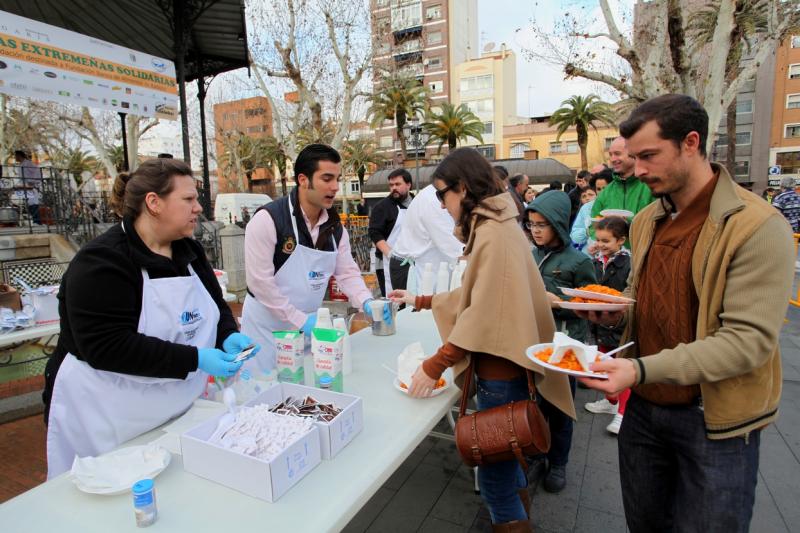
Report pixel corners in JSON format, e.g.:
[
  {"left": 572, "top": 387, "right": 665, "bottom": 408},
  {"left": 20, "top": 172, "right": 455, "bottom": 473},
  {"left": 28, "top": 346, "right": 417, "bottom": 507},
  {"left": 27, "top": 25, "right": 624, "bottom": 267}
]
[{"left": 454, "top": 358, "right": 551, "bottom": 471}]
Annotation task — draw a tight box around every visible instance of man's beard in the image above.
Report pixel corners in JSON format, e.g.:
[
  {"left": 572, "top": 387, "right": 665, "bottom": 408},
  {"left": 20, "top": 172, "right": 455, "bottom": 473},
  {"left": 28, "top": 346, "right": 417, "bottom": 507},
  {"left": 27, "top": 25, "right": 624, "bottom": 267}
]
[{"left": 392, "top": 191, "right": 407, "bottom": 201}]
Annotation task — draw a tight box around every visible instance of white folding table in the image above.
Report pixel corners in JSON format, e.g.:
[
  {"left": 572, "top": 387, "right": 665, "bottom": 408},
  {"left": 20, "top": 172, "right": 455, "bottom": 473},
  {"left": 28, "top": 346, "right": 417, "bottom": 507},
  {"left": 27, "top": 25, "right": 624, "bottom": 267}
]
[{"left": 0, "top": 309, "right": 460, "bottom": 533}]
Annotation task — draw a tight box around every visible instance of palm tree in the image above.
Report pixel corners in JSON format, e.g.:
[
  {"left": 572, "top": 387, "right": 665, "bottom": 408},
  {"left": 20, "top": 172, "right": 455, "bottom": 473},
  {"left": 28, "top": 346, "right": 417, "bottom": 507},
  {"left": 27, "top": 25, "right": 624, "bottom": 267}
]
[
  {"left": 548, "top": 94, "right": 617, "bottom": 171},
  {"left": 52, "top": 148, "right": 99, "bottom": 183},
  {"left": 261, "top": 135, "right": 289, "bottom": 196},
  {"left": 106, "top": 145, "right": 126, "bottom": 173},
  {"left": 295, "top": 120, "right": 336, "bottom": 148},
  {"left": 342, "top": 137, "right": 386, "bottom": 194},
  {"left": 422, "top": 103, "right": 484, "bottom": 154},
  {"left": 367, "top": 72, "right": 429, "bottom": 159},
  {"left": 689, "top": 1, "right": 769, "bottom": 176}
]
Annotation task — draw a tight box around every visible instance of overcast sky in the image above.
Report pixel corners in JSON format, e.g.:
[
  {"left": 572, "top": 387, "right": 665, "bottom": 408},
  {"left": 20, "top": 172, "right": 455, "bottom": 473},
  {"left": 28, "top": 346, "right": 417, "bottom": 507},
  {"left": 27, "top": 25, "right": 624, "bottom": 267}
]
[{"left": 479, "top": 0, "right": 632, "bottom": 117}]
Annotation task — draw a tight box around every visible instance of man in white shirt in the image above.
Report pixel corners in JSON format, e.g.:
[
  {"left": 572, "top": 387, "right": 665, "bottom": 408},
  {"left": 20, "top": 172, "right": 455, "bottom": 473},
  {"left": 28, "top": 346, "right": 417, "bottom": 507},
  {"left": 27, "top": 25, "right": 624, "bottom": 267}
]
[
  {"left": 14, "top": 150, "right": 41, "bottom": 224},
  {"left": 389, "top": 183, "right": 464, "bottom": 292}
]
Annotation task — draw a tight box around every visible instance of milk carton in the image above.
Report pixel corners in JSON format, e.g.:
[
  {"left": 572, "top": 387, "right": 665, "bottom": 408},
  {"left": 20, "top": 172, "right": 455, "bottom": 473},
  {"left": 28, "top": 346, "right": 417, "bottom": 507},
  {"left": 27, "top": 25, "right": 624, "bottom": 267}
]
[
  {"left": 275, "top": 330, "right": 305, "bottom": 384},
  {"left": 311, "top": 328, "right": 345, "bottom": 392}
]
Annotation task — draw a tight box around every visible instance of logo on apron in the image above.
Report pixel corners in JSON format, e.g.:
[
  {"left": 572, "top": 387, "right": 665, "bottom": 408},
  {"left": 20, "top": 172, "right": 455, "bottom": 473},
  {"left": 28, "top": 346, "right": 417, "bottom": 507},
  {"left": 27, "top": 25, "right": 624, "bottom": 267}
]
[
  {"left": 308, "top": 270, "right": 326, "bottom": 291},
  {"left": 180, "top": 308, "right": 203, "bottom": 325},
  {"left": 180, "top": 308, "right": 203, "bottom": 340},
  {"left": 282, "top": 236, "right": 296, "bottom": 254}
]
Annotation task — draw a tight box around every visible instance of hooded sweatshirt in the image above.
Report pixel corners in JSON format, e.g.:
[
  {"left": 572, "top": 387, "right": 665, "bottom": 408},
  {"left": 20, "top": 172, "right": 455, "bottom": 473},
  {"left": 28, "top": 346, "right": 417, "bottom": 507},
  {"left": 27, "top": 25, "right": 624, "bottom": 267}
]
[{"left": 526, "top": 191, "right": 596, "bottom": 341}]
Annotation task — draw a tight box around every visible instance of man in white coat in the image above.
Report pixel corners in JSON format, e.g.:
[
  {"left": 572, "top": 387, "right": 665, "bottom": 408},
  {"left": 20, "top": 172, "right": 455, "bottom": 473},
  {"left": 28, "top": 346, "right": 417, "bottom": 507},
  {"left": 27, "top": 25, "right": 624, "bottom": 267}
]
[{"left": 389, "top": 183, "right": 464, "bottom": 293}]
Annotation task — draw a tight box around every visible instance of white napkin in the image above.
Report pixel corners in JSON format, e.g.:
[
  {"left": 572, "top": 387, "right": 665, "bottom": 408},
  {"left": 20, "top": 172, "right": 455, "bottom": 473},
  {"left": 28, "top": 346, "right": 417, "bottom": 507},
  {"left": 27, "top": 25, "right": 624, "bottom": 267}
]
[
  {"left": 548, "top": 332, "right": 599, "bottom": 372},
  {"left": 70, "top": 444, "right": 170, "bottom": 492},
  {"left": 397, "top": 342, "right": 426, "bottom": 386}
]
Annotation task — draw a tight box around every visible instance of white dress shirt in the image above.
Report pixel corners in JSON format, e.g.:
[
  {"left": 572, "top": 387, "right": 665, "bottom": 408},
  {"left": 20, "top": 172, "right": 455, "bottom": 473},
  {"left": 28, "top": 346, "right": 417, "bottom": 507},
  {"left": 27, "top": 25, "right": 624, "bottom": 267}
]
[{"left": 392, "top": 184, "right": 464, "bottom": 261}]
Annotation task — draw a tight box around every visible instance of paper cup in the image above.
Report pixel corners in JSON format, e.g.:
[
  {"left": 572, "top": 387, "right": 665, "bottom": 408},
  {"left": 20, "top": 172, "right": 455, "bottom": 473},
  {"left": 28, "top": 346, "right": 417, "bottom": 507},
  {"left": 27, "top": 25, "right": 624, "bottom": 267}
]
[{"left": 370, "top": 300, "right": 385, "bottom": 322}]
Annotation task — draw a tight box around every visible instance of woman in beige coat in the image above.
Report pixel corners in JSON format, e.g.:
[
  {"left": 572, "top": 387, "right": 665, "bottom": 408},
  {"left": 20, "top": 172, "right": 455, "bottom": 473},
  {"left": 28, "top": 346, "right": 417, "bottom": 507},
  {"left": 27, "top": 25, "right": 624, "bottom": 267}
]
[{"left": 390, "top": 148, "right": 575, "bottom": 532}]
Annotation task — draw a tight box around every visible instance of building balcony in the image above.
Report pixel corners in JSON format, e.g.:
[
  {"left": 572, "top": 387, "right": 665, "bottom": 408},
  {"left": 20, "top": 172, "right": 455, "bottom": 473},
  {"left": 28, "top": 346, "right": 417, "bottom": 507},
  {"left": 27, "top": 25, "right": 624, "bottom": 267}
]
[
  {"left": 398, "top": 62, "right": 424, "bottom": 79},
  {"left": 392, "top": 18, "right": 423, "bottom": 35},
  {"left": 394, "top": 39, "right": 422, "bottom": 55}
]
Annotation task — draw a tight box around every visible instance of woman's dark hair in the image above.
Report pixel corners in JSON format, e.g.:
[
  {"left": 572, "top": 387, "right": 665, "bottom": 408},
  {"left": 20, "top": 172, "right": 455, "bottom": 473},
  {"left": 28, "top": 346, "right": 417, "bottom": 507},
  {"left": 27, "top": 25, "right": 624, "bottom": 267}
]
[
  {"left": 294, "top": 144, "right": 341, "bottom": 183},
  {"left": 619, "top": 94, "right": 709, "bottom": 157},
  {"left": 431, "top": 148, "right": 505, "bottom": 243},
  {"left": 595, "top": 216, "right": 629, "bottom": 240},
  {"left": 110, "top": 158, "right": 193, "bottom": 219}
]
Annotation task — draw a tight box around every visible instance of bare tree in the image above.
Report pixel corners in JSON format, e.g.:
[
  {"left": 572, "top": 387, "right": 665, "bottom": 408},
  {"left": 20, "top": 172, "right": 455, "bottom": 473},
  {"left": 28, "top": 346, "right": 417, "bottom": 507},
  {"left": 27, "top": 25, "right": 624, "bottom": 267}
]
[
  {"left": 520, "top": 0, "right": 800, "bottom": 153},
  {"left": 248, "top": 0, "right": 372, "bottom": 158}
]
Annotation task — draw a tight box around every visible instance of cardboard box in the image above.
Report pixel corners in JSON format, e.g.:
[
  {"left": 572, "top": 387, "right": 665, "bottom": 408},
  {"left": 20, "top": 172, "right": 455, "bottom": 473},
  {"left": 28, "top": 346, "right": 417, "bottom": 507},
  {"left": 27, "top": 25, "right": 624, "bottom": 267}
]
[
  {"left": 181, "top": 392, "right": 321, "bottom": 502},
  {"left": 260, "top": 383, "right": 363, "bottom": 460},
  {"left": 0, "top": 284, "right": 21, "bottom": 311}
]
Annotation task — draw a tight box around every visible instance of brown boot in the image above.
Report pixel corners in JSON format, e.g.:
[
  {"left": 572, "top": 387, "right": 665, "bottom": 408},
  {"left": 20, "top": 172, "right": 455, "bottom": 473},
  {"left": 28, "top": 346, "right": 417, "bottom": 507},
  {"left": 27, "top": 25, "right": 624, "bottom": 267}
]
[
  {"left": 518, "top": 488, "right": 531, "bottom": 519},
  {"left": 492, "top": 519, "right": 532, "bottom": 532}
]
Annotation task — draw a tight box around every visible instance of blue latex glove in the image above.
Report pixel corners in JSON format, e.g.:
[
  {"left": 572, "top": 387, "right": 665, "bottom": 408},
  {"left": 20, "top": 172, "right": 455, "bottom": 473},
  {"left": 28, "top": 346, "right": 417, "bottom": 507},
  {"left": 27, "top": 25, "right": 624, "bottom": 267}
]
[
  {"left": 197, "top": 348, "right": 242, "bottom": 378},
  {"left": 363, "top": 299, "right": 393, "bottom": 325},
  {"left": 301, "top": 312, "right": 317, "bottom": 334},
  {"left": 222, "top": 332, "right": 260, "bottom": 357}
]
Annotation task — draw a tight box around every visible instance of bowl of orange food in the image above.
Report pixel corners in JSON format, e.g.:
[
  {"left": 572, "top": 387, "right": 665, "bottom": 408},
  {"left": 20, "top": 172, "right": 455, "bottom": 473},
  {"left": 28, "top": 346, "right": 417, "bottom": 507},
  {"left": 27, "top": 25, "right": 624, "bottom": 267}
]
[
  {"left": 525, "top": 343, "right": 609, "bottom": 379},
  {"left": 394, "top": 376, "right": 449, "bottom": 397},
  {"left": 559, "top": 285, "right": 635, "bottom": 305}
]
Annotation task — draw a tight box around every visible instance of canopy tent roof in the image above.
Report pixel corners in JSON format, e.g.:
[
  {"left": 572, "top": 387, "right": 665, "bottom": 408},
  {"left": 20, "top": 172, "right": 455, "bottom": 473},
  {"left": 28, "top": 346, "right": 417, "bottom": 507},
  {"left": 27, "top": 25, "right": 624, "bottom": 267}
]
[
  {"left": 362, "top": 157, "right": 576, "bottom": 194},
  {"left": 1, "top": 0, "right": 249, "bottom": 80}
]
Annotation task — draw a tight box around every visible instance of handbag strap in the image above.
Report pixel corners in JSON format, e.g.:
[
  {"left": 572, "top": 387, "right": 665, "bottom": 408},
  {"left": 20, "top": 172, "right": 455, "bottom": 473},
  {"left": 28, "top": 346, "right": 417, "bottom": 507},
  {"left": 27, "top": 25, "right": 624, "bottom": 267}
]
[{"left": 457, "top": 354, "right": 539, "bottom": 418}]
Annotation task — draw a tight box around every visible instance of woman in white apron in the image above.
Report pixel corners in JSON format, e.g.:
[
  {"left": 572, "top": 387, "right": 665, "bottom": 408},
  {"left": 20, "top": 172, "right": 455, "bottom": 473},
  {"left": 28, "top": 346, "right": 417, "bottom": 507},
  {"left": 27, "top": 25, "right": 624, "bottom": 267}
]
[{"left": 44, "top": 159, "right": 257, "bottom": 479}]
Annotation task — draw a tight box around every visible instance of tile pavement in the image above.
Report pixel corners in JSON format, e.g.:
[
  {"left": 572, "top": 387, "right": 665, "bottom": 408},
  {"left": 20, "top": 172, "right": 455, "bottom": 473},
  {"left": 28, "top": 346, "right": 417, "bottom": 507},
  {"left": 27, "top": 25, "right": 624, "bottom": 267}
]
[{"left": 344, "top": 303, "right": 800, "bottom": 533}]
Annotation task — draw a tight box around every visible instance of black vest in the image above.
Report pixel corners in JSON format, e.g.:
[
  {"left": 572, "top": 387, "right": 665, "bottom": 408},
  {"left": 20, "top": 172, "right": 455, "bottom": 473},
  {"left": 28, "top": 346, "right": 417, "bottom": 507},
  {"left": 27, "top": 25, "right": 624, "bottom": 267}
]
[{"left": 257, "top": 189, "right": 343, "bottom": 274}]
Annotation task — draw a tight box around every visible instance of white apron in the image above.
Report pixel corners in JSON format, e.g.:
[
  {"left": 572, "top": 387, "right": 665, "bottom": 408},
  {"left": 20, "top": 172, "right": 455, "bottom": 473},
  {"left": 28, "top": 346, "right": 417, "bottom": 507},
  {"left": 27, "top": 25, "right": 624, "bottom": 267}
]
[
  {"left": 240, "top": 201, "right": 338, "bottom": 373},
  {"left": 46, "top": 264, "right": 218, "bottom": 479},
  {"left": 383, "top": 206, "right": 405, "bottom": 294}
]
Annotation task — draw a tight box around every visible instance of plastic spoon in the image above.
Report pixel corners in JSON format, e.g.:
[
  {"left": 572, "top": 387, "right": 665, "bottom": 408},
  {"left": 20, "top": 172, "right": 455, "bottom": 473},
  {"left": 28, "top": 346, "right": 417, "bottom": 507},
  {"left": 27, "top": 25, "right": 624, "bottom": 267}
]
[
  {"left": 598, "top": 341, "right": 635, "bottom": 361},
  {"left": 208, "top": 387, "right": 238, "bottom": 443}
]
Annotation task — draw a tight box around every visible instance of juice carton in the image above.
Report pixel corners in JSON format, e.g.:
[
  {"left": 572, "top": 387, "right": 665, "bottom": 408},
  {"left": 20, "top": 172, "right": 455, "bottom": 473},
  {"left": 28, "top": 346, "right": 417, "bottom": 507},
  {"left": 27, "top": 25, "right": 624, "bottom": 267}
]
[
  {"left": 311, "top": 328, "right": 344, "bottom": 392},
  {"left": 275, "top": 330, "right": 304, "bottom": 384}
]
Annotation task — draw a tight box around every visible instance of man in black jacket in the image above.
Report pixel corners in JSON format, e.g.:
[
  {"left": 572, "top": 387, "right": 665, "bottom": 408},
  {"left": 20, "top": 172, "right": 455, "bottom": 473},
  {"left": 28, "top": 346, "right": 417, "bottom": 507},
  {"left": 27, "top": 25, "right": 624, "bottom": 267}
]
[
  {"left": 368, "top": 168, "right": 413, "bottom": 295},
  {"left": 568, "top": 170, "right": 591, "bottom": 225}
]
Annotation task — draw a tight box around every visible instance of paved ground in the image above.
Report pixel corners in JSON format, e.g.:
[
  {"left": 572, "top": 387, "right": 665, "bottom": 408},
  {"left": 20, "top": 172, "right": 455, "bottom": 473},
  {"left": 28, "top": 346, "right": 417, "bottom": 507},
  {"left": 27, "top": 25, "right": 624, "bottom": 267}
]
[{"left": 343, "top": 301, "right": 800, "bottom": 533}]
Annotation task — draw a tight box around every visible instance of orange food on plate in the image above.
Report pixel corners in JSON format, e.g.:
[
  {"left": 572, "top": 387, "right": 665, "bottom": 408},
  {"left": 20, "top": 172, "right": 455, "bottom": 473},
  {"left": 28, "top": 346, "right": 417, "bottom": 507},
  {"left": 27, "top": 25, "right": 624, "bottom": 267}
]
[
  {"left": 399, "top": 378, "right": 446, "bottom": 390},
  {"left": 570, "top": 284, "right": 623, "bottom": 304},
  {"left": 534, "top": 347, "right": 597, "bottom": 372}
]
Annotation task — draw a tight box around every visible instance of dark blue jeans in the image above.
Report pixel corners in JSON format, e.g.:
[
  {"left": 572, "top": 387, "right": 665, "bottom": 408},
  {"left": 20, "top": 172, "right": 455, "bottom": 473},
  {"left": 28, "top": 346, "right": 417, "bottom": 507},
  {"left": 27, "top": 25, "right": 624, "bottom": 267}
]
[
  {"left": 476, "top": 376, "right": 529, "bottom": 524},
  {"left": 537, "top": 376, "right": 577, "bottom": 466},
  {"left": 619, "top": 393, "right": 760, "bottom": 533}
]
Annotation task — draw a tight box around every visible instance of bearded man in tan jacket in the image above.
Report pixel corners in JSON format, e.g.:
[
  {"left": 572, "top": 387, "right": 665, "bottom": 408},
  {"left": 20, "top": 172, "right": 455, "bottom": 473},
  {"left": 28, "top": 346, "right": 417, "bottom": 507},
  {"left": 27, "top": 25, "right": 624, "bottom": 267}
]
[{"left": 580, "top": 94, "right": 794, "bottom": 533}]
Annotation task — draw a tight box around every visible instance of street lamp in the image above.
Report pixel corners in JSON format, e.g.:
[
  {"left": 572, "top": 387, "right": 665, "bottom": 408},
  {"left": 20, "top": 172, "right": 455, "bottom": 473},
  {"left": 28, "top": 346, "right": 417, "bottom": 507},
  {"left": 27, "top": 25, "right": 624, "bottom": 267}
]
[{"left": 402, "top": 117, "right": 428, "bottom": 195}]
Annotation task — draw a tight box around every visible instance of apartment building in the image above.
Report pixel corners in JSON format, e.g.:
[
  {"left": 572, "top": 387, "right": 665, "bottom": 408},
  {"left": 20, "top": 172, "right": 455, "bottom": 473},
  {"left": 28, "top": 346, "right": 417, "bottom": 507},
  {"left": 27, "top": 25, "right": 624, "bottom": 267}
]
[
  {"left": 502, "top": 117, "right": 619, "bottom": 173},
  {"left": 452, "top": 45, "right": 518, "bottom": 161},
  {"left": 212, "top": 96, "right": 274, "bottom": 195},
  {"left": 769, "top": 35, "right": 800, "bottom": 187},
  {"left": 371, "top": 0, "right": 478, "bottom": 161}
]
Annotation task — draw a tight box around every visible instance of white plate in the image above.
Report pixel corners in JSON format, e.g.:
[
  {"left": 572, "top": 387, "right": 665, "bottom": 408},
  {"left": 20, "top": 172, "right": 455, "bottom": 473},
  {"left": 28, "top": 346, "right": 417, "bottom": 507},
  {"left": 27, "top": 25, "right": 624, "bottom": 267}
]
[
  {"left": 70, "top": 445, "right": 171, "bottom": 495},
  {"left": 556, "top": 301, "right": 630, "bottom": 311},
  {"left": 559, "top": 287, "right": 635, "bottom": 304},
  {"left": 600, "top": 209, "right": 634, "bottom": 218},
  {"left": 525, "top": 343, "right": 608, "bottom": 379},
  {"left": 393, "top": 377, "right": 449, "bottom": 397}
]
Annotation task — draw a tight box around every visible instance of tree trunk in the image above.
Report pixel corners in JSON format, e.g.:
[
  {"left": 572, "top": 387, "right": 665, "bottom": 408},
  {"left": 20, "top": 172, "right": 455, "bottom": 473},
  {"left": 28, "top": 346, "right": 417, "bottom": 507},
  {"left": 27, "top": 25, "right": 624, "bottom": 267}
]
[
  {"left": 725, "top": 97, "right": 737, "bottom": 178},
  {"left": 579, "top": 137, "right": 589, "bottom": 171}
]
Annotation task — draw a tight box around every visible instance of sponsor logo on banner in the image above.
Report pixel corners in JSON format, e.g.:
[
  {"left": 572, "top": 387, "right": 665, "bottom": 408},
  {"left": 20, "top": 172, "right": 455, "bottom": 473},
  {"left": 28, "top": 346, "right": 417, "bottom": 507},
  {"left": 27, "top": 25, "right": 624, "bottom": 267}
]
[{"left": 151, "top": 58, "right": 166, "bottom": 72}]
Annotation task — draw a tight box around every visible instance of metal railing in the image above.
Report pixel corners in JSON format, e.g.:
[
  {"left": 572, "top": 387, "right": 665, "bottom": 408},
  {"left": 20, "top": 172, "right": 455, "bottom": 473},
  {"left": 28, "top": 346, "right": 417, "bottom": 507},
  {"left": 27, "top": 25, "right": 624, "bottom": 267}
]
[{"left": 0, "top": 165, "right": 117, "bottom": 247}]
